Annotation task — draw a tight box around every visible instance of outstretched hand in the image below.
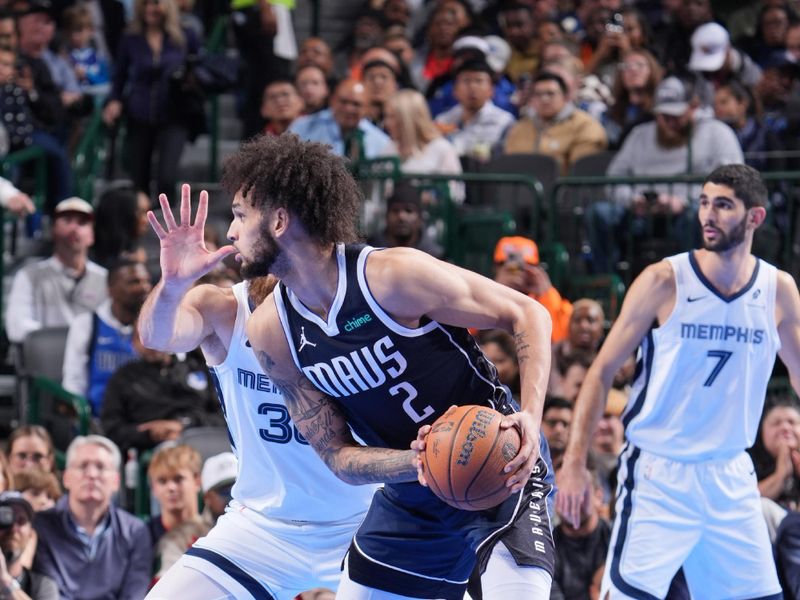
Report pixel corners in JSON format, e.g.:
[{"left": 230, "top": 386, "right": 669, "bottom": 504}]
[{"left": 148, "top": 184, "right": 237, "bottom": 289}]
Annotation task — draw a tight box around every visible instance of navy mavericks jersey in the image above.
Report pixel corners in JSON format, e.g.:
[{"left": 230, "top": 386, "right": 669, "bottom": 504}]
[{"left": 274, "top": 244, "right": 507, "bottom": 449}]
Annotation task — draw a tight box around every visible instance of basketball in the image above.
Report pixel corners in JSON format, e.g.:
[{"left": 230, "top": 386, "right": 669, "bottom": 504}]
[{"left": 421, "top": 405, "right": 521, "bottom": 511}]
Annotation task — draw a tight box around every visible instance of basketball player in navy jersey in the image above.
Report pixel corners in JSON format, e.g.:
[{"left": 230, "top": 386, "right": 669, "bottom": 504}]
[
  {"left": 558, "top": 164, "right": 800, "bottom": 599},
  {"left": 137, "top": 184, "right": 376, "bottom": 599},
  {"left": 228, "top": 134, "right": 556, "bottom": 599}
]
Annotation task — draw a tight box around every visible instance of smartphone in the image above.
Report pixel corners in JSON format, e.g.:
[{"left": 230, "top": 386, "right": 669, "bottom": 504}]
[{"left": 605, "top": 12, "right": 624, "bottom": 34}]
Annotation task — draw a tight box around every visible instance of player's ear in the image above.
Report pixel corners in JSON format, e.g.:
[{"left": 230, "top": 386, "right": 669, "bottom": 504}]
[
  {"left": 272, "top": 207, "right": 290, "bottom": 238},
  {"left": 749, "top": 206, "right": 767, "bottom": 229}
]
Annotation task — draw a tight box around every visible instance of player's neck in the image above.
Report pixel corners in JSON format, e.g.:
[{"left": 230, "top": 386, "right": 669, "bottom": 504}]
[
  {"left": 694, "top": 246, "right": 756, "bottom": 296},
  {"left": 282, "top": 242, "right": 339, "bottom": 320}
]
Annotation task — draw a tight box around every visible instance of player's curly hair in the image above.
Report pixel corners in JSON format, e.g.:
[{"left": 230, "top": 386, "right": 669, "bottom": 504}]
[{"left": 221, "top": 134, "right": 362, "bottom": 245}]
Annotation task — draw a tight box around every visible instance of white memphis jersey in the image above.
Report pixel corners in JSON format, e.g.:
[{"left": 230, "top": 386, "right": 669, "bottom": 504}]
[
  {"left": 624, "top": 252, "right": 781, "bottom": 461},
  {"left": 208, "top": 281, "right": 375, "bottom": 522}
]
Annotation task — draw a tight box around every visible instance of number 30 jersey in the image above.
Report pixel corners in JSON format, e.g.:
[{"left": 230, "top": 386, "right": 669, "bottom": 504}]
[
  {"left": 209, "top": 280, "right": 375, "bottom": 522},
  {"left": 624, "top": 251, "right": 781, "bottom": 461},
  {"left": 274, "top": 244, "right": 507, "bottom": 450}
]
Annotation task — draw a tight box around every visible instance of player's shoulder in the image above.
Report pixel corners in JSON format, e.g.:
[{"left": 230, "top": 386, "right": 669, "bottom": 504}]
[
  {"left": 775, "top": 269, "right": 799, "bottom": 299},
  {"left": 634, "top": 259, "right": 676, "bottom": 293}
]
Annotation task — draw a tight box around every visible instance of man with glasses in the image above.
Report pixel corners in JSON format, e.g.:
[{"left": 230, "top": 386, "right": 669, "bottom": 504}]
[
  {"left": 32, "top": 435, "right": 152, "bottom": 600},
  {"left": 503, "top": 71, "right": 607, "bottom": 174},
  {"left": 0, "top": 491, "right": 57, "bottom": 599}
]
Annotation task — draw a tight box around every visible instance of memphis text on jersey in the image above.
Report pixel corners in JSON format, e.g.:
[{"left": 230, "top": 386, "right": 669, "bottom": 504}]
[{"left": 680, "top": 323, "right": 765, "bottom": 344}]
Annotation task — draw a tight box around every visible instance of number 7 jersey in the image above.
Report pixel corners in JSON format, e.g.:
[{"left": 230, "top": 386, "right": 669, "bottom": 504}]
[
  {"left": 274, "top": 244, "right": 507, "bottom": 450},
  {"left": 624, "top": 251, "right": 781, "bottom": 461}
]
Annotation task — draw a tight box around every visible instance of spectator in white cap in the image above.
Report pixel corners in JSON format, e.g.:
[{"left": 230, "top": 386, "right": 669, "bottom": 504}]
[
  {"left": 585, "top": 75, "right": 744, "bottom": 273},
  {"left": 200, "top": 452, "right": 237, "bottom": 525},
  {"left": 689, "top": 21, "right": 762, "bottom": 112},
  {"left": 428, "top": 31, "right": 518, "bottom": 118},
  {"left": 5, "top": 196, "right": 107, "bottom": 343}
]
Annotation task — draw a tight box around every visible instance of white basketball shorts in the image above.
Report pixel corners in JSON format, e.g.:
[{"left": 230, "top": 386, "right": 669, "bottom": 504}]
[
  {"left": 601, "top": 444, "right": 782, "bottom": 600},
  {"left": 156, "top": 501, "right": 364, "bottom": 599}
]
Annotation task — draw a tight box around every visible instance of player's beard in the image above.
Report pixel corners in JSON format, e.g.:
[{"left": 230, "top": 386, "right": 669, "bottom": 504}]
[
  {"left": 702, "top": 214, "right": 747, "bottom": 253},
  {"left": 240, "top": 231, "right": 289, "bottom": 279}
]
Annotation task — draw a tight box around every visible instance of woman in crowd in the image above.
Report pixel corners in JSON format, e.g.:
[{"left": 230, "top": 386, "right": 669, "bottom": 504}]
[
  {"left": 750, "top": 395, "right": 800, "bottom": 511},
  {"left": 381, "top": 89, "right": 463, "bottom": 202},
  {"left": 605, "top": 48, "right": 662, "bottom": 149},
  {"left": 6, "top": 426, "right": 56, "bottom": 479},
  {"left": 91, "top": 185, "right": 150, "bottom": 268},
  {"left": 102, "top": 0, "right": 200, "bottom": 199}
]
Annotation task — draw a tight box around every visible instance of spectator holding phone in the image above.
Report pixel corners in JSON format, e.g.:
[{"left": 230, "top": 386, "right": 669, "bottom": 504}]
[{"left": 493, "top": 235, "right": 572, "bottom": 342}]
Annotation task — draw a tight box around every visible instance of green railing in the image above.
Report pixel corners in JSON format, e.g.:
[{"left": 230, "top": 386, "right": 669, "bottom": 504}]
[
  {"left": 205, "top": 15, "right": 229, "bottom": 181},
  {"left": 354, "top": 158, "right": 546, "bottom": 262},
  {"left": 27, "top": 375, "right": 91, "bottom": 438},
  {"left": 72, "top": 105, "right": 107, "bottom": 200},
  {"left": 551, "top": 171, "right": 800, "bottom": 282}
]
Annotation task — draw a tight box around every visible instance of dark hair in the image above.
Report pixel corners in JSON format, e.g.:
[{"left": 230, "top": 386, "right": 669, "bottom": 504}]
[
  {"left": 362, "top": 59, "right": 399, "bottom": 77},
  {"left": 554, "top": 348, "right": 594, "bottom": 377},
  {"left": 533, "top": 71, "right": 568, "bottom": 95},
  {"left": 265, "top": 78, "right": 297, "bottom": 91},
  {"left": 476, "top": 329, "right": 517, "bottom": 364},
  {"left": 107, "top": 256, "right": 144, "bottom": 285},
  {"left": 704, "top": 164, "right": 768, "bottom": 209},
  {"left": 92, "top": 186, "right": 142, "bottom": 268},
  {"left": 543, "top": 395, "right": 573, "bottom": 414},
  {"left": 499, "top": 1, "right": 532, "bottom": 16},
  {"left": 221, "top": 134, "right": 362, "bottom": 245},
  {"left": 454, "top": 58, "right": 495, "bottom": 81}
]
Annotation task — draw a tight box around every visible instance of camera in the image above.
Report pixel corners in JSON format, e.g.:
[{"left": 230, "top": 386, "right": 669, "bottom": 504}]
[
  {"left": 0, "top": 506, "right": 13, "bottom": 529},
  {"left": 605, "top": 12, "right": 624, "bottom": 34}
]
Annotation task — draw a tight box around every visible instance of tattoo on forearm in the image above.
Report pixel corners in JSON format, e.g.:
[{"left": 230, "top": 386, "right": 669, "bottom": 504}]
[
  {"left": 255, "top": 350, "right": 275, "bottom": 372},
  {"left": 271, "top": 372, "right": 417, "bottom": 484},
  {"left": 514, "top": 331, "right": 531, "bottom": 364}
]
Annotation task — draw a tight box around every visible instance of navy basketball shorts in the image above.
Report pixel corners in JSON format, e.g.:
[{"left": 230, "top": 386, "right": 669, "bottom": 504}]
[{"left": 345, "top": 436, "right": 556, "bottom": 600}]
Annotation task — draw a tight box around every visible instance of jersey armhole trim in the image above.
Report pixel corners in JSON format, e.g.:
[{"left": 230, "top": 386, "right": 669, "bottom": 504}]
[
  {"left": 274, "top": 283, "right": 305, "bottom": 372},
  {"left": 656, "top": 255, "right": 682, "bottom": 332},
  {"left": 356, "top": 246, "right": 439, "bottom": 338},
  {"left": 205, "top": 282, "right": 247, "bottom": 369}
]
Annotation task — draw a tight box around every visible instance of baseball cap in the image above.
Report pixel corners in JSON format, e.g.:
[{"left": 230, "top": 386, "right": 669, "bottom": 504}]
[
  {"left": 484, "top": 36, "right": 511, "bottom": 74},
  {"left": 689, "top": 22, "right": 730, "bottom": 72},
  {"left": 0, "top": 491, "right": 34, "bottom": 522},
  {"left": 9, "top": 0, "right": 52, "bottom": 17},
  {"left": 653, "top": 77, "right": 690, "bottom": 116},
  {"left": 494, "top": 236, "right": 540, "bottom": 265},
  {"left": 453, "top": 35, "right": 491, "bottom": 57},
  {"left": 54, "top": 197, "right": 94, "bottom": 219},
  {"left": 201, "top": 452, "right": 237, "bottom": 494}
]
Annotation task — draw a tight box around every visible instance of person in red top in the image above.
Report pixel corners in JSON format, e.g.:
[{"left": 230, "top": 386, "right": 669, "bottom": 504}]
[{"left": 493, "top": 236, "right": 573, "bottom": 342}]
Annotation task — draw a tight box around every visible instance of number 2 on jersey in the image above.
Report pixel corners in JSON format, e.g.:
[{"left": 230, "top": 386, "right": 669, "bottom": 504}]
[{"left": 704, "top": 350, "right": 733, "bottom": 386}]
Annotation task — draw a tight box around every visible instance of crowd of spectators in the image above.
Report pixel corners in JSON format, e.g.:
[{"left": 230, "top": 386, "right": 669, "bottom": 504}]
[{"left": 0, "top": 0, "right": 800, "bottom": 597}]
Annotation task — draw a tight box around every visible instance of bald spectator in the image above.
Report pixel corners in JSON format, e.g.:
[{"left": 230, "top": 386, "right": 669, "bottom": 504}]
[
  {"left": 289, "top": 79, "right": 390, "bottom": 162},
  {"left": 550, "top": 298, "right": 604, "bottom": 394},
  {"left": 5, "top": 197, "right": 106, "bottom": 344},
  {"left": 260, "top": 79, "right": 304, "bottom": 136},
  {"left": 503, "top": 71, "right": 607, "bottom": 174}
]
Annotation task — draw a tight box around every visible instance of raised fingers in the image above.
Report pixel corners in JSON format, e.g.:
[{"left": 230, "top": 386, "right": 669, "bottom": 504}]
[
  {"left": 147, "top": 211, "right": 168, "bottom": 240},
  {"left": 180, "top": 183, "right": 192, "bottom": 226},
  {"left": 159, "top": 193, "right": 178, "bottom": 231},
  {"left": 194, "top": 189, "right": 209, "bottom": 229}
]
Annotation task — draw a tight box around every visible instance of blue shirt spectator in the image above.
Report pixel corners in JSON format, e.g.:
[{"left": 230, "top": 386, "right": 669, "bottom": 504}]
[
  {"left": 33, "top": 436, "right": 153, "bottom": 600},
  {"left": 289, "top": 79, "right": 390, "bottom": 161}
]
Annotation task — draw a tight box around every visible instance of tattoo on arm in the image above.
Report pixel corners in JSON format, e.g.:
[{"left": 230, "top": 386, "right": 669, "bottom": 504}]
[
  {"left": 514, "top": 331, "right": 531, "bottom": 364},
  {"left": 271, "top": 372, "right": 417, "bottom": 484},
  {"left": 255, "top": 350, "right": 275, "bottom": 372}
]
